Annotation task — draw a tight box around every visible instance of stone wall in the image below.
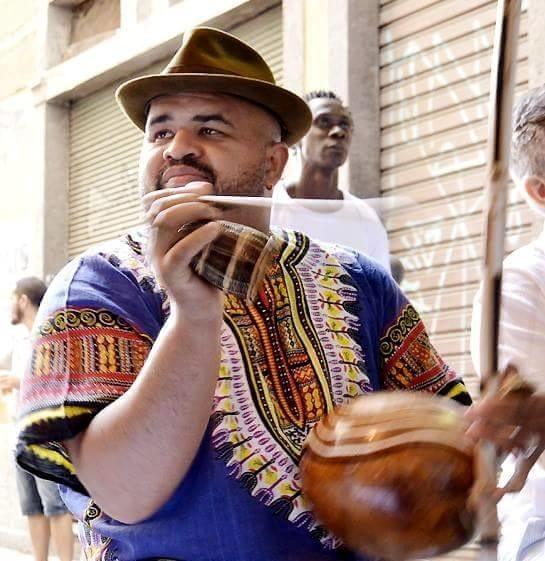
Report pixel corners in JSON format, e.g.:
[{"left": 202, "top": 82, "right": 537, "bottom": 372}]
[
  {"left": 0, "top": 1, "right": 41, "bottom": 550},
  {"left": 0, "top": 0, "right": 39, "bottom": 99},
  {"left": 69, "top": 0, "right": 120, "bottom": 56}
]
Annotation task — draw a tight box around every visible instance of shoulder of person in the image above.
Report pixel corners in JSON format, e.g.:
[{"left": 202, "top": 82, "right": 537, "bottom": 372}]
[
  {"left": 503, "top": 239, "right": 545, "bottom": 288},
  {"left": 344, "top": 192, "right": 385, "bottom": 223},
  {"left": 323, "top": 241, "right": 392, "bottom": 282},
  {"left": 37, "top": 227, "right": 162, "bottom": 327},
  {"left": 272, "top": 180, "right": 291, "bottom": 201}
]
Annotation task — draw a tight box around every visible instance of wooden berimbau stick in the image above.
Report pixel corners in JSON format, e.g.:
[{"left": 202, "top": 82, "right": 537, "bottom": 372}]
[
  {"left": 198, "top": 194, "right": 410, "bottom": 213},
  {"left": 476, "top": 1, "right": 522, "bottom": 559}
]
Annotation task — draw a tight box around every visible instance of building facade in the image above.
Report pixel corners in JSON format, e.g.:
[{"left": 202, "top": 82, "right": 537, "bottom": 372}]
[{"left": 1, "top": 0, "right": 544, "bottom": 557}]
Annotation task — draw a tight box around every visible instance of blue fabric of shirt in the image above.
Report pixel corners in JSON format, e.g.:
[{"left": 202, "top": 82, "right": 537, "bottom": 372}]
[{"left": 44, "top": 242, "right": 405, "bottom": 561}]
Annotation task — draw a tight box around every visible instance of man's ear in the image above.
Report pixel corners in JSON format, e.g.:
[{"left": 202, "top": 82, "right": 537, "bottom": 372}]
[
  {"left": 18, "top": 294, "right": 29, "bottom": 311},
  {"left": 264, "top": 142, "right": 289, "bottom": 189},
  {"left": 523, "top": 175, "right": 545, "bottom": 206}
]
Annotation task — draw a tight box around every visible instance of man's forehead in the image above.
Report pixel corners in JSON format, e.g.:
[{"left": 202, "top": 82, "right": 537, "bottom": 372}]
[
  {"left": 309, "top": 97, "right": 349, "bottom": 117},
  {"left": 145, "top": 92, "right": 282, "bottom": 139},
  {"left": 148, "top": 93, "right": 248, "bottom": 118}
]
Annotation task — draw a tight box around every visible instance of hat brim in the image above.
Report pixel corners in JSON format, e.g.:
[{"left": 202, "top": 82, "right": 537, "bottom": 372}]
[{"left": 116, "top": 74, "right": 311, "bottom": 146}]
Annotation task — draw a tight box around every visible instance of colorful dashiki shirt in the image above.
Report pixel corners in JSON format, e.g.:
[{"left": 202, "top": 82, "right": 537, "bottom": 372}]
[{"left": 16, "top": 228, "right": 470, "bottom": 561}]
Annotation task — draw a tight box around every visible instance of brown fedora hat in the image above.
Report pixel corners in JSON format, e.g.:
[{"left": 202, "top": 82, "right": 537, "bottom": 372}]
[{"left": 116, "top": 26, "right": 311, "bottom": 146}]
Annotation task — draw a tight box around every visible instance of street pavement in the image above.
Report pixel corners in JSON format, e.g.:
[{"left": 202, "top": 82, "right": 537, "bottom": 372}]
[
  {"left": 0, "top": 546, "right": 35, "bottom": 560},
  {"left": 0, "top": 547, "right": 71, "bottom": 560}
]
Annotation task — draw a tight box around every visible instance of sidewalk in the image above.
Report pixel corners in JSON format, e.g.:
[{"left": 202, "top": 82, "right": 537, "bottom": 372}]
[
  {"left": 0, "top": 544, "right": 77, "bottom": 561},
  {"left": 0, "top": 547, "right": 72, "bottom": 560},
  {"left": 0, "top": 546, "right": 39, "bottom": 560}
]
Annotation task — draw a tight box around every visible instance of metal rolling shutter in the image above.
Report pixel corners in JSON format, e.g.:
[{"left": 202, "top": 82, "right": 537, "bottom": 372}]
[
  {"left": 68, "top": 5, "right": 282, "bottom": 258},
  {"left": 380, "top": 0, "right": 529, "bottom": 397},
  {"left": 380, "top": 3, "right": 528, "bottom": 556}
]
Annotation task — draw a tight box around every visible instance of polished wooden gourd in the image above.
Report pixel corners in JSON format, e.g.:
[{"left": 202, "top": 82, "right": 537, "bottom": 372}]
[
  {"left": 300, "top": 392, "right": 475, "bottom": 561},
  {"left": 185, "top": 220, "right": 276, "bottom": 302}
]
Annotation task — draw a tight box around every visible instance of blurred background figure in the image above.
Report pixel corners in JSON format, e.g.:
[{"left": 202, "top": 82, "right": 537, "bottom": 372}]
[
  {"left": 0, "top": 277, "right": 74, "bottom": 561},
  {"left": 469, "top": 85, "right": 545, "bottom": 561},
  {"left": 271, "top": 90, "right": 391, "bottom": 272},
  {"left": 389, "top": 255, "right": 405, "bottom": 285}
]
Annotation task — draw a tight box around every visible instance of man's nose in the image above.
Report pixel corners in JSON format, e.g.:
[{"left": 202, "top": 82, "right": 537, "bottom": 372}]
[
  {"left": 163, "top": 129, "right": 202, "bottom": 161},
  {"left": 329, "top": 125, "right": 346, "bottom": 139}
]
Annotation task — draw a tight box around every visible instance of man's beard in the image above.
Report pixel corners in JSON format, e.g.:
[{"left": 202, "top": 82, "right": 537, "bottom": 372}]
[
  {"left": 154, "top": 154, "right": 267, "bottom": 196},
  {"left": 10, "top": 306, "right": 21, "bottom": 326}
]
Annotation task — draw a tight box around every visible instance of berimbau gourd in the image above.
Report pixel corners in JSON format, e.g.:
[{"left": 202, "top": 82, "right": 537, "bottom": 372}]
[{"left": 300, "top": 392, "right": 476, "bottom": 561}]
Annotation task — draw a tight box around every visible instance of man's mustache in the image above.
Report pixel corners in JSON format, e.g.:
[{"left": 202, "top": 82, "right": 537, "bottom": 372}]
[{"left": 156, "top": 155, "right": 217, "bottom": 188}]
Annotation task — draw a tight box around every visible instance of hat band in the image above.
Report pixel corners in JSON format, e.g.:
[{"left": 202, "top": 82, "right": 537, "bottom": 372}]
[{"left": 164, "top": 64, "right": 243, "bottom": 77}]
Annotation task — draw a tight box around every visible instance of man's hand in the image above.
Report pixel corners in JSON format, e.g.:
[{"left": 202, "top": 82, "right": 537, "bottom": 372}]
[
  {"left": 64, "top": 182, "right": 228, "bottom": 523},
  {"left": 465, "top": 392, "right": 545, "bottom": 455},
  {"left": 0, "top": 375, "right": 20, "bottom": 394},
  {"left": 466, "top": 390, "right": 545, "bottom": 499},
  {"left": 142, "top": 182, "right": 223, "bottom": 314}
]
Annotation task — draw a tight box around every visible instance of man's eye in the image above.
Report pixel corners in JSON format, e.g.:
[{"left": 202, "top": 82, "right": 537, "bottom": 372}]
[
  {"left": 153, "top": 130, "right": 174, "bottom": 141},
  {"left": 200, "top": 127, "right": 222, "bottom": 136},
  {"left": 315, "top": 118, "right": 330, "bottom": 129}
]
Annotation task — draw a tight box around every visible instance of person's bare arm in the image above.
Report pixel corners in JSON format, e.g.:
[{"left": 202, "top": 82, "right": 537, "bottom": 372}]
[
  {"left": 0, "top": 374, "right": 20, "bottom": 393},
  {"left": 65, "top": 183, "right": 224, "bottom": 524},
  {"left": 0, "top": 351, "right": 18, "bottom": 394}
]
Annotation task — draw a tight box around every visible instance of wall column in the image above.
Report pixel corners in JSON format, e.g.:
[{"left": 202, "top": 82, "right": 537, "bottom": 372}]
[
  {"left": 284, "top": 0, "right": 380, "bottom": 199},
  {"left": 327, "top": 0, "right": 380, "bottom": 199},
  {"left": 281, "top": 0, "right": 305, "bottom": 95},
  {"left": 31, "top": 101, "right": 70, "bottom": 282},
  {"left": 31, "top": 2, "right": 71, "bottom": 280}
]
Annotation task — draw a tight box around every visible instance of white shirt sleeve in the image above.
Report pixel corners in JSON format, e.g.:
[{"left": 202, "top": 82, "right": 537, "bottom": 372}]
[{"left": 471, "top": 265, "right": 545, "bottom": 392}]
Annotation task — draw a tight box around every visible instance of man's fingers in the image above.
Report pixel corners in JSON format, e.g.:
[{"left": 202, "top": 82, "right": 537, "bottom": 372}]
[
  {"left": 466, "top": 394, "right": 545, "bottom": 436},
  {"left": 141, "top": 182, "right": 215, "bottom": 212},
  {"left": 147, "top": 197, "right": 221, "bottom": 227},
  {"left": 150, "top": 201, "right": 220, "bottom": 231},
  {"left": 145, "top": 193, "right": 200, "bottom": 220},
  {"left": 466, "top": 418, "right": 524, "bottom": 453},
  {"left": 163, "top": 221, "right": 221, "bottom": 272},
  {"left": 149, "top": 203, "right": 220, "bottom": 255}
]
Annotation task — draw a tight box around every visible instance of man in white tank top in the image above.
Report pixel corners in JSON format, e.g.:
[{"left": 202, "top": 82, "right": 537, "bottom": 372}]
[{"left": 271, "top": 90, "right": 392, "bottom": 273}]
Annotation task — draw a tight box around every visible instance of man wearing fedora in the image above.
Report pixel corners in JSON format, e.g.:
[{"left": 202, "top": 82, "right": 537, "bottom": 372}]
[{"left": 15, "top": 28, "right": 470, "bottom": 561}]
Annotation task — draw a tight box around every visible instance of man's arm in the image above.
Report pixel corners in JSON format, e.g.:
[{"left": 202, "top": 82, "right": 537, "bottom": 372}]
[
  {"left": 371, "top": 256, "right": 471, "bottom": 404},
  {"left": 0, "top": 350, "right": 19, "bottom": 394},
  {"left": 64, "top": 307, "right": 222, "bottom": 523},
  {"left": 62, "top": 184, "right": 224, "bottom": 524},
  {"left": 468, "top": 266, "right": 545, "bottom": 454},
  {"left": 0, "top": 374, "right": 19, "bottom": 393}
]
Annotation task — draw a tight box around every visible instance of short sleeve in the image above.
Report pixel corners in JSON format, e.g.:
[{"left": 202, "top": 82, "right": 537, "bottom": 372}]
[
  {"left": 372, "top": 258, "right": 471, "bottom": 405},
  {"left": 15, "top": 251, "right": 163, "bottom": 493}
]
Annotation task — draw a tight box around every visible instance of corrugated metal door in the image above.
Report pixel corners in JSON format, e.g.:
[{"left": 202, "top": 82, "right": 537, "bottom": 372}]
[
  {"left": 68, "top": 5, "right": 283, "bottom": 258},
  {"left": 379, "top": 3, "right": 529, "bottom": 559},
  {"left": 380, "top": 0, "right": 529, "bottom": 397}
]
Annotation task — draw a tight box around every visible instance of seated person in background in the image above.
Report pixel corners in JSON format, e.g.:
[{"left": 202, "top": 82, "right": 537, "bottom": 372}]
[
  {"left": 469, "top": 85, "right": 545, "bottom": 561},
  {"left": 389, "top": 255, "right": 405, "bottom": 285},
  {"left": 271, "top": 90, "right": 391, "bottom": 271}
]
